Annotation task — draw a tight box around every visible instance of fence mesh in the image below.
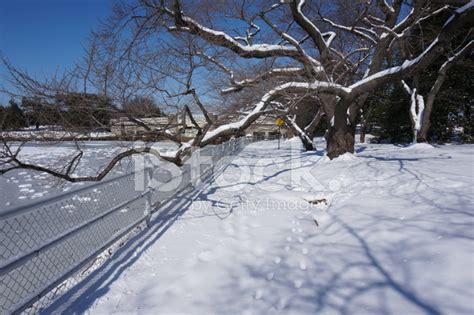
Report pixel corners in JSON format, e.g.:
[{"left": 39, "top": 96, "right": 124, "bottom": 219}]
[{"left": 0, "top": 137, "right": 251, "bottom": 314}]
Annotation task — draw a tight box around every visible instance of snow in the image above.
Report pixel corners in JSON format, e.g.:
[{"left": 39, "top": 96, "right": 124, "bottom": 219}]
[
  {"left": 43, "top": 139, "right": 474, "bottom": 314},
  {"left": 321, "top": 17, "right": 376, "bottom": 44},
  {"left": 204, "top": 81, "right": 350, "bottom": 143},
  {"left": 156, "top": 142, "right": 191, "bottom": 159},
  {"left": 181, "top": 16, "right": 297, "bottom": 54},
  {"left": 415, "top": 94, "right": 425, "bottom": 131},
  {"left": 402, "top": 142, "right": 435, "bottom": 150},
  {"left": 444, "top": 1, "right": 474, "bottom": 26},
  {"left": 0, "top": 141, "right": 178, "bottom": 209},
  {"left": 350, "top": 38, "right": 439, "bottom": 91},
  {"left": 1, "top": 128, "right": 115, "bottom": 140},
  {"left": 402, "top": 80, "right": 426, "bottom": 139},
  {"left": 457, "top": 0, "right": 474, "bottom": 13}
]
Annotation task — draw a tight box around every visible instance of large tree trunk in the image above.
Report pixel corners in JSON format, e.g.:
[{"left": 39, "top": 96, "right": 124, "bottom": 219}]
[
  {"left": 326, "top": 125, "right": 355, "bottom": 159},
  {"left": 326, "top": 101, "right": 355, "bottom": 159}
]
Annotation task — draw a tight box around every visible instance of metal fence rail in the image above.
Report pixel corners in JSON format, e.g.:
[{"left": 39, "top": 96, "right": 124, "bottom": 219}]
[{"left": 0, "top": 137, "right": 252, "bottom": 314}]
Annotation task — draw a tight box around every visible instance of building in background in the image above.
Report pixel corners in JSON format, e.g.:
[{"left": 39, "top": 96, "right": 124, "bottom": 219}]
[
  {"left": 245, "top": 116, "right": 289, "bottom": 140},
  {"left": 110, "top": 113, "right": 288, "bottom": 140},
  {"left": 110, "top": 117, "right": 171, "bottom": 136}
]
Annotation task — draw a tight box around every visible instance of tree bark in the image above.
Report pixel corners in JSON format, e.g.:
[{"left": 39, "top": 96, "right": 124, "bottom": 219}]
[
  {"left": 326, "top": 100, "right": 355, "bottom": 158},
  {"left": 326, "top": 125, "right": 355, "bottom": 159},
  {"left": 300, "top": 135, "right": 316, "bottom": 151},
  {"left": 360, "top": 123, "right": 366, "bottom": 143}
]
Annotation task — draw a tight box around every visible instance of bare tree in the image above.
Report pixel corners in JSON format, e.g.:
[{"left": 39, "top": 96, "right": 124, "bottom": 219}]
[
  {"left": 1, "top": 0, "right": 473, "bottom": 182},
  {"left": 132, "top": 0, "right": 471, "bottom": 157}
]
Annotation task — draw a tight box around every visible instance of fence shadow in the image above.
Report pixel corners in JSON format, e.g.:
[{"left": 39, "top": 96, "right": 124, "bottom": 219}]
[{"left": 41, "top": 183, "right": 206, "bottom": 314}]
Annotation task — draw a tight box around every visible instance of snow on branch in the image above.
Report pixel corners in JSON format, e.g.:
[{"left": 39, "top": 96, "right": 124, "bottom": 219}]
[
  {"left": 201, "top": 80, "right": 351, "bottom": 145},
  {"left": 0, "top": 141, "right": 191, "bottom": 182},
  {"left": 319, "top": 17, "right": 378, "bottom": 45},
  {"left": 259, "top": 12, "right": 322, "bottom": 73},
  {"left": 348, "top": 3, "right": 474, "bottom": 96},
  {"left": 165, "top": 0, "right": 315, "bottom": 66},
  {"left": 289, "top": 0, "right": 333, "bottom": 61},
  {"left": 221, "top": 67, "right": 307, "bottom": 94},
  {"left": 377, "top": 0, "right": 396, "bottom": 15}
]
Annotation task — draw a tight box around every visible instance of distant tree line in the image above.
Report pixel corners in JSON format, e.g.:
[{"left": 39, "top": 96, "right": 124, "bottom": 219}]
[{"left": 0, "top": 94, "right": 163, "bottom": 131}]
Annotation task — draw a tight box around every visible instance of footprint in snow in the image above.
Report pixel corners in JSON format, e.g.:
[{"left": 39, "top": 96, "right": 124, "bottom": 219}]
[
  {"left": 277, "top": 298, "right": 288, "bottom": 310},
  {"left": 198, "top": 251, "right": 213, "bottom": 262},
  {"left": 253, "top": 247, "right": 265, "bottom": 257},
  {"left": 254, "top": 289, "right": 263, "bottom": 300},
  {"left": 266, "top": 272, "right": 274, "bottom": 281},
  {"left": 299, "top": 261, "right": 307, "bottom": 270},
  {"left": 294, "top": 279, "right": 303, "bottom": 289}
]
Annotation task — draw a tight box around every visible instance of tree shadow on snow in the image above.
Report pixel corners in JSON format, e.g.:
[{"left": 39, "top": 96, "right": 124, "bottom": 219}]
[
  {"left": 40, "top": 183, "right": 214, "bottom": 314},
  {"left": 194, "top": 213, "right": 461, "bottom": 315}
]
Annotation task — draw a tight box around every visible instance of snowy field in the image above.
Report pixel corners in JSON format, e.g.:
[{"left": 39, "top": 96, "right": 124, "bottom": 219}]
[
  {"left": 0, "top": 141, "right": 177, "bottom": 211},
  {"left": 41, "top": 139, "right": 474, "bottom": 315}
]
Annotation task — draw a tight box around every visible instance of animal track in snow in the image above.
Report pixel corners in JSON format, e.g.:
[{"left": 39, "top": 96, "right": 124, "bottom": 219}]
[
  {"left": 266, "top": 272, "right": 274, "bottom": 281},
  {"left": 277, "top": 298, "right": 287, "bottom": 310},
  {"left": 294, "top": 279, "right": 303, "bottom": 288},
  {"left": 299, "top": 261, "right": 307, "bottom": 270},
  {"left": 254, "top": 289, "right": 263, "bottom": 300},
  {"left": 197, "top": 251, "right": 213, "bottom": 262}
]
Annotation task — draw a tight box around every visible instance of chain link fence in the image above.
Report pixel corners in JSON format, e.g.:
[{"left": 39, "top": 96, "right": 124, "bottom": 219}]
[{"left": 0, "top": 137, "right": 253, "bottom": 314}]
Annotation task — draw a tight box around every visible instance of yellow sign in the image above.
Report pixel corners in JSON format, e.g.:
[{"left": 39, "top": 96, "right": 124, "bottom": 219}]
[{"left": 275, "top": 117, "right": 285, "bottom": 126}]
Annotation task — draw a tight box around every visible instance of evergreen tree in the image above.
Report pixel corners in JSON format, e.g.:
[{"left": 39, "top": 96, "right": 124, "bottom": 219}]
[
  {"left": 0, "top": 105, "right": 6, "bottom": 130},
  {"left": 55, "top": 93, "right": 112, "bottom": 129},
  {"left": 122, "top": 96, "right": 162, "bottom": 118},
  {"left": 4, "top": 99, "right": 27, "bottom": 130},
  {"left": 366, "top": 84, "right": 412, "bottom": 143}
]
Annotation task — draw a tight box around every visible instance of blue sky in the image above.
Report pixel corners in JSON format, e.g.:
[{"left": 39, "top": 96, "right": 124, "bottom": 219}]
[{"left": 0, "top": 0, "right": 113, "bottom": 103}]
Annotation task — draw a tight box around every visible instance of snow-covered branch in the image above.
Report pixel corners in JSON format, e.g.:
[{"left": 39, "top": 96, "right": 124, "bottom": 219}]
[
  {"left": 201, "top": 80, "right": 351, "bottom": 145},
  {"left": 165, "top": 0, "right": 315, "bottom": 67},
  {"left": 289, "top": 0, "right": 332, "bottom": 61},
  {"left": 221, "top": 67, "right": 307, "bottom": 94},
  {"left": 348, "top": 3, "right": 473, "bottom": 97},
  {"left": 319, "top": 17, "right": 378, "bottom": 45}
]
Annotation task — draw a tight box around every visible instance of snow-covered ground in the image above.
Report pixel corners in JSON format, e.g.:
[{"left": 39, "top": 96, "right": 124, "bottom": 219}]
[
  {"left": 1, "top": 127, "right": 115, "bottom": 140},
  {"left": 0, "top": 141, "right": 177, "bottom": 210},
  {"left": 42, "top": 139, "right": 473, "bottom": 314}
]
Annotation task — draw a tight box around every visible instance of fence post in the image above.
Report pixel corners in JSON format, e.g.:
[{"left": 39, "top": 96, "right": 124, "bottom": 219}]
[{"left": 144, "top": 168, "right": 153, "bottom": 227}]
